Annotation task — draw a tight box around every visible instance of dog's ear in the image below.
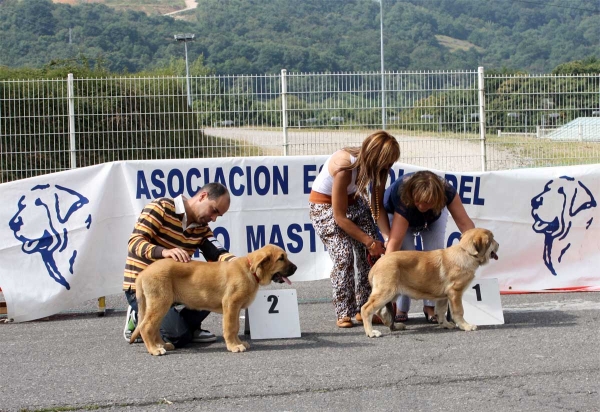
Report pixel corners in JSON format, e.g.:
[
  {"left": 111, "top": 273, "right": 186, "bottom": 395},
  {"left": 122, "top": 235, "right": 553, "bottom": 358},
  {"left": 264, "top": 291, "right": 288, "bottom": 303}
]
[
  {"left": 477, "top": 233, "right": 493, "bottom": 258},
  {"left": 249, "top": 250, "right": 270, "bottom": 277},
  {"left": 570, "top": 181, "right": 597, "bottom": 217},
  {"left": 463, "top": 238, "right": 479, "bottom": 257},
  {"left": 53, "top": 185, "right": 90, "bottom": 224},
  {"left": 464, "top": 231, "right": 490, "bottom": 258}
]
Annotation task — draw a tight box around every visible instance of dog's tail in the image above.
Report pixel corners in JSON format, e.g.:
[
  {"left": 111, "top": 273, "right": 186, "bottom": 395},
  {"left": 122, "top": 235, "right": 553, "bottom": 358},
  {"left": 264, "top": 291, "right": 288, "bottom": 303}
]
[
  {"left": 129, "top": 278, "right": 146, "bottom": 344},
  {"left": 129, "top": 325, "right": 141, "bottom": 344}
]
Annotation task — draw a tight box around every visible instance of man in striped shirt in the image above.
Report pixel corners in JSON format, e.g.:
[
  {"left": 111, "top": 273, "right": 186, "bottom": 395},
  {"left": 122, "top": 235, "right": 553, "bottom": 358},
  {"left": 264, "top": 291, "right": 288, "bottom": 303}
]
[{"left": 123, "top": 182, "right": 236, "bottom": 347}]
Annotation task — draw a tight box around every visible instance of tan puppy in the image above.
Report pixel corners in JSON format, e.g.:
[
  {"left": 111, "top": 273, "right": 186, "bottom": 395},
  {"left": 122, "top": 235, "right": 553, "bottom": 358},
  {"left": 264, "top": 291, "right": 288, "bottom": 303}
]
[
  {"left": 129, "top": 244, "right": 297, "bottom": 355},
  {"left": 361, "top": 228, "right": 499, "bottom": 338}
]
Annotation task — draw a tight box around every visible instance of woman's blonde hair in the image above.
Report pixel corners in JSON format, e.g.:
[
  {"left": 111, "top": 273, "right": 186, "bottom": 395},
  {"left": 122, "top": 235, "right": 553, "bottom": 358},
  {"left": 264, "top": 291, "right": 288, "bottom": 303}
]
[
  {"left": 400, "top": 171, "right": 447, "bottom": 215},
  {"left": 341, "top": 130, "right": 400, "bottom": 197}
]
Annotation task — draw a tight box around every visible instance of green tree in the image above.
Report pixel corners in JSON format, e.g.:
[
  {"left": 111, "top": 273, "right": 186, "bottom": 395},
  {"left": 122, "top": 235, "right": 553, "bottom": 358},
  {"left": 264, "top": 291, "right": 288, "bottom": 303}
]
[{"left": 552, "top": 57, "right": 600, "bottom": 74}]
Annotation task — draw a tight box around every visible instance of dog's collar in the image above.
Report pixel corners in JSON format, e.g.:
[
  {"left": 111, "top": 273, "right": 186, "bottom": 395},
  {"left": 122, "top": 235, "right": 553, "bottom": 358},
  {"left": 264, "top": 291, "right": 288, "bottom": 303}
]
[{"left": 247, "top": 257, "right": 260, "bottom": 284}]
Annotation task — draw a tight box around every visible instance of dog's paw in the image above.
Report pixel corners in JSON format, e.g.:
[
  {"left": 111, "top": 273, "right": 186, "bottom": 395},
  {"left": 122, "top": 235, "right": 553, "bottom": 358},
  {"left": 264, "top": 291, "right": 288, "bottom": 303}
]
[
  {"left": 241, "top": 341, "right": 250, "bottom": 349},
  {"left": 459, "top": 323, "right": 477, "bottom": 331},
  {"left": 367, "top": 329, "right": 382, "bottom": 338},
  {"left": 441, "top": 321, "right": 456, "bottom": 329},
  {"left": 164, "top": 342, "right": 175, "bottom": 351},
  {"left": 228, "top": 344, "right": 248, "bottom": 353},
  {"left": 151, "top": 347, "right": 167, "bottom": 356},
  {"left": 390, "top": 322, "right": 406, "bottom": 331}
]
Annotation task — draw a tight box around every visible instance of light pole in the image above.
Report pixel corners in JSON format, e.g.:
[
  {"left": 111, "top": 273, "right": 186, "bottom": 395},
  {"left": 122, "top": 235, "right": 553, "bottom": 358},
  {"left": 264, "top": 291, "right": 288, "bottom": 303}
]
[
  {"left": 174, "top": 33, "right": 195, "bottom": 108},
  {"left": 374, "top": 0, "right": 385, "bottom": 130}
]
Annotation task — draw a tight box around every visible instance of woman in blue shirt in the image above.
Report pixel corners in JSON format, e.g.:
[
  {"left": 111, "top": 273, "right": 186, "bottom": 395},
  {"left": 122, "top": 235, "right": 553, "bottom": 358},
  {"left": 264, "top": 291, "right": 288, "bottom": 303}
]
[{"left": 383, "top": 171, "right": 475, "bottom": 323}]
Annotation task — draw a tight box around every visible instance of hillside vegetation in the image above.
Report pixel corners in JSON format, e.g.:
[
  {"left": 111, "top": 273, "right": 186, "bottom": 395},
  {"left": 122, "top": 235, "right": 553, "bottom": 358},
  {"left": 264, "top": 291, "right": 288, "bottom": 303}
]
[{"left": 0, "top": 0, "right": 598, "bottom": 74}]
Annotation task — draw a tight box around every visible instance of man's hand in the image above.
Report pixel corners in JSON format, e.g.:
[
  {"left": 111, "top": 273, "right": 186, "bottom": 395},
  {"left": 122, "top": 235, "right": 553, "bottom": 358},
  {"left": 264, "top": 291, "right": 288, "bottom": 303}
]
[{"left": 162, "top": 247, "right": 191, "bottom": 262}]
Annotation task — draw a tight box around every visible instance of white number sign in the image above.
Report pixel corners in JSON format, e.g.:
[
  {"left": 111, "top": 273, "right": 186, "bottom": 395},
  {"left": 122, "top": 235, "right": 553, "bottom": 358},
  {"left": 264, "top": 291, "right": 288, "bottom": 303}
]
[
  {"left": 247, "top": 289, "right": 301, "bottom": 339},
  {"left": 460, "top": 278, "right": 505, "bottom": 325}
]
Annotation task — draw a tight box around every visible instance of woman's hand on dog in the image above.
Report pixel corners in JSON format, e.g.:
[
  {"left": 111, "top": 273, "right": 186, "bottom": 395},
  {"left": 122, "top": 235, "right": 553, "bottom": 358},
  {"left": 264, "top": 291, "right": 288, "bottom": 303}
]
[{"left": 162, "top": 247, "right": 191, "bottom": 262}]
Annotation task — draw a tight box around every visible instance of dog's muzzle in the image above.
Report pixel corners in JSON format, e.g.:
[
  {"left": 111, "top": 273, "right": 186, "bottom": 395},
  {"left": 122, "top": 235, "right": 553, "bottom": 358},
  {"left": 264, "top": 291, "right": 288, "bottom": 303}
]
[
  {"left": 272, "top": 263, "right": 297, "bottom": 284},
  {"left": 491, "top": 243, "right": 499, "bottom": 260}
]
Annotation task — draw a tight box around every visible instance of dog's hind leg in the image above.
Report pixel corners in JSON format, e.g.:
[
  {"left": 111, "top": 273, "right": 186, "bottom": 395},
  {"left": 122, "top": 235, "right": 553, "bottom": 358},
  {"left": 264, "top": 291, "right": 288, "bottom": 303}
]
[
  {"left": 361, "top": 291, "right": 404, "bottom": 338},
  {"left": 388, "top": 300, "right": 406, "bottom": 332},
  {"left": 435, "top": 298, "right": 455, "bottom": 329},
  {"left": 360, "top": 297, "right": 380, "bottom": 338},
  {"left": 140, "top": 303, "right": 171, "bottom": 356},
  {"left": 151, "top": 308, "right": 175, "bottom": 352},
  {"left": 447, "top": 290, "right": 477, "bottom": 331},
  {"left": 376, "top": 302, "right": 404, "bottom": 332},
  {"left": 377, "top": 302, "right": 394, "bottom": 327}
]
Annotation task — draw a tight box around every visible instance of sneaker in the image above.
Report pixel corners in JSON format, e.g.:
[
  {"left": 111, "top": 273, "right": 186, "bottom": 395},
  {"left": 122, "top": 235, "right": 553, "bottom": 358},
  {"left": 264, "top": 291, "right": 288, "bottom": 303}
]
[
  {"left": 192, "top": 329, "right": 217, "bottom": 343},
  {"left": 123, "top": 305, "right": 142, "bottom": 343}
]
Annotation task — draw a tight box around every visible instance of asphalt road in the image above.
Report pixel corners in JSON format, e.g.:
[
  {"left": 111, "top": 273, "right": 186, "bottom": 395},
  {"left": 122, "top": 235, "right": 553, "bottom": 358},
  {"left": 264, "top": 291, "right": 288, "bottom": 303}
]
[
  {"left": 1, "top": 279, "right": 599, "bottom": 412},
  {"left": 202, "top": 127, "right": 519, "bottom": 171}
]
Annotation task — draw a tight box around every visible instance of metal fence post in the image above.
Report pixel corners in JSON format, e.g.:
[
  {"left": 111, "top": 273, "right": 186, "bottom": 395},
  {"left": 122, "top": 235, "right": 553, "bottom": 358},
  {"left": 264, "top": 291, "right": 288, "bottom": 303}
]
[
  {"left": 281, "top": 69, "right": 289, "bottom": 156},
  {"left": 70, "top": 73, "right": 106, "bottom": 316},
  {"left": 478, "top": 66, "right": 487, "bottom": 172},
  {"left": 67, "top": 73, "right": 77, "bottom": 169}
]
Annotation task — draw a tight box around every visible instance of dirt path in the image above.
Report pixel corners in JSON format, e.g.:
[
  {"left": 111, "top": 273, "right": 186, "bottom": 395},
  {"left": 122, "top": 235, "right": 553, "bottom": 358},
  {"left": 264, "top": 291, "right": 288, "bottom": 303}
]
[
  {"left": 164, "top": 0, "right": 198, "bottom": 16},
  {"left": 203, "top": 127, "right": 520, "bottom": 172}
]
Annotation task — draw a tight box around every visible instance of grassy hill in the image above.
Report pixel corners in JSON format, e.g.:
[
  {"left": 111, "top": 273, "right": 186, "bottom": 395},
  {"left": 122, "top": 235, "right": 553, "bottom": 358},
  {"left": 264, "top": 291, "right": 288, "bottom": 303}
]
[{"left": 1, "top": 0, "right": 598, "bottom": 74}]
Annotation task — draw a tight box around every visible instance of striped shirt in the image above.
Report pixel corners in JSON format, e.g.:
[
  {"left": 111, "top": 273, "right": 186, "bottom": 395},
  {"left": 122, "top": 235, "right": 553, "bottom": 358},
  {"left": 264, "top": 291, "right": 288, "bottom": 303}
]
[{"left": 122, "top": 196, "right": 235, "bottom": 291}]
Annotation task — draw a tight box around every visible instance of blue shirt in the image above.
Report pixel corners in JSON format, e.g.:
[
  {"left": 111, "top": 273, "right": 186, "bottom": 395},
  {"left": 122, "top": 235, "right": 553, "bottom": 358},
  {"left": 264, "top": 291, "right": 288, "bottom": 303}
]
[{"left": 383, "top": 173, "right": 457, "bottom": 230}]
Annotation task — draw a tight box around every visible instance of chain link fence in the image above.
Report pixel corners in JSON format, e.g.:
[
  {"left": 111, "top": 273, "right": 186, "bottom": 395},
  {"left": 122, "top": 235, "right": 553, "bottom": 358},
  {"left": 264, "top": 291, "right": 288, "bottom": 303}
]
[{"left": 2, "top": 68, "right": 599, "bottom": 183}]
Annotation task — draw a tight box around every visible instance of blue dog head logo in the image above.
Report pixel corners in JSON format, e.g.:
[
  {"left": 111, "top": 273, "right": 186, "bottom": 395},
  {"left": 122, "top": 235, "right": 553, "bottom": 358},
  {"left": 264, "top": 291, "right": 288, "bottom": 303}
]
[
  {"left": 531, "top": 176, "right": 596, "bottom": 276},
  {"left": 9, "top": 184, "right": 92, "bottom": 290}
]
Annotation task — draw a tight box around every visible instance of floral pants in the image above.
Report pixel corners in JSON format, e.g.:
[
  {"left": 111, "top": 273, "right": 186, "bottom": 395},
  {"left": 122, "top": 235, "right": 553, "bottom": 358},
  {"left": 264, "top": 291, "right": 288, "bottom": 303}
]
[{"left": 309, "top": 197, "right": 378, "bottom": 319}]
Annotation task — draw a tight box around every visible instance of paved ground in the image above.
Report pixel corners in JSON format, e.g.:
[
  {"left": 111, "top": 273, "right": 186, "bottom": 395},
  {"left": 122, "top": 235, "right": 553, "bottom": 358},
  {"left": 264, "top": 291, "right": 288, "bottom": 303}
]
[{"left": 1, "top": 279, "right": 599, "bottom": 412}]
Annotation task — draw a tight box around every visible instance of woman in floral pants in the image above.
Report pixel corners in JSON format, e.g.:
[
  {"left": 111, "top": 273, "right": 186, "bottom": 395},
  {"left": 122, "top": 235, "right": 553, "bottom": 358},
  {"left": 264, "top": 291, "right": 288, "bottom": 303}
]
[{"left": 308, "top": 131, "right": 400, "bottom": 328}]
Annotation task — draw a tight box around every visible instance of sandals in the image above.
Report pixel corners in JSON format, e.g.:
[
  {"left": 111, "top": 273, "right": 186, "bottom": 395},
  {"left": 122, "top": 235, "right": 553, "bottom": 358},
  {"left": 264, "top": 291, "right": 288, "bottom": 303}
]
[
  {"left": 394, "top": 313, "right": 409, "bottom": 323},
  {"left": 354, "top": 313, "right": 383, "bottom": 325},
  {"left": 336, "top": 316, "right": 354, "bottom": 328},
  {"left": 423, "top": 309, "right": 438, "bottom": 324}
]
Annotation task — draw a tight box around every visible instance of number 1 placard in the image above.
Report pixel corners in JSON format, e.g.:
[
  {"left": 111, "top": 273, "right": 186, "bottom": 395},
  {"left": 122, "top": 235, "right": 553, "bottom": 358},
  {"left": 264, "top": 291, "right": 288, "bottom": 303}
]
[
  {"left": 461, "top": 278, "right": 504, "bottom": 326},
  {"left": 247, "top": 289, "right": 301, "bottom": 340}
]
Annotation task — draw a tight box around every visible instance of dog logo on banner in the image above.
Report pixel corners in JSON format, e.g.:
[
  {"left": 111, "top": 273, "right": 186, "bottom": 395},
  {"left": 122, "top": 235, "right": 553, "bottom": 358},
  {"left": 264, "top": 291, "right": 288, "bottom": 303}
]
[
  {"left": 531, "top": 176, "right": 596, "bottom": 276},
  {"left": 9, "top": 184, "right": 92, "bottom": 290}
]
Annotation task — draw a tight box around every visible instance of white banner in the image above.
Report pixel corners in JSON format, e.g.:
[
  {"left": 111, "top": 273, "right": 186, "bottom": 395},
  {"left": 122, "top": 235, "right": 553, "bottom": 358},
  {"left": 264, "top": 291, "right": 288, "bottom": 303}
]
[{"left": 0, "top": 157, "right": 599, "bottom": 321}]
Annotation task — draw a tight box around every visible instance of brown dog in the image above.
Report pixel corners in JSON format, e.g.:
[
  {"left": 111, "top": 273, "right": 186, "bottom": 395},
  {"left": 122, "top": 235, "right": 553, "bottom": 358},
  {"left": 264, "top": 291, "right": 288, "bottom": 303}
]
[
  {"left": 361, "top": 228, "right": 499, "bottom": 338},
  {"left": 129, "top": 244, "right": 297, "bottom": 355}
]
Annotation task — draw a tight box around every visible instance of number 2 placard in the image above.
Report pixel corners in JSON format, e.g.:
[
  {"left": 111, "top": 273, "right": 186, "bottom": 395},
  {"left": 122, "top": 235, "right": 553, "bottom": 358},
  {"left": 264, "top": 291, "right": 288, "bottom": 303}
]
[{"left": 247, "top": 289, "right": 301, "bottom": 339}]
